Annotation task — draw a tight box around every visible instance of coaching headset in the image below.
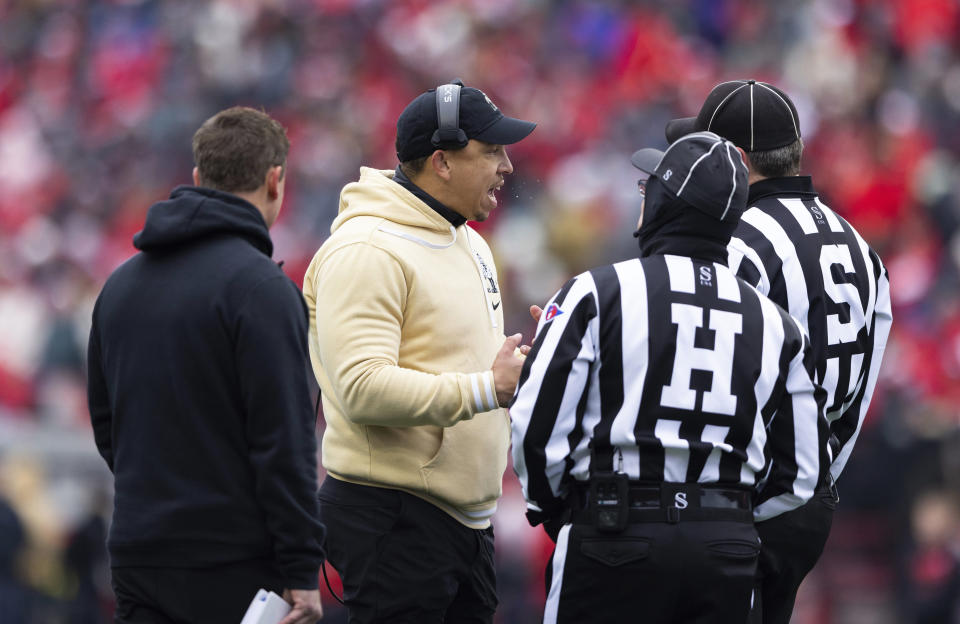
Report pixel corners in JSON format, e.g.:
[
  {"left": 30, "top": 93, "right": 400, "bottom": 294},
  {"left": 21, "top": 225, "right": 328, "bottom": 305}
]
[{"left": 431, "top": 79, "right": 469, "bottom": 150}]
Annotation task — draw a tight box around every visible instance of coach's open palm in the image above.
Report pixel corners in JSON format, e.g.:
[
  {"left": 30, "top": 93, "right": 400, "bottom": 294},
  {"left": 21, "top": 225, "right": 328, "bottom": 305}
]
[{"left": 492, "top": 334, "right": 525, "bottom": 406}]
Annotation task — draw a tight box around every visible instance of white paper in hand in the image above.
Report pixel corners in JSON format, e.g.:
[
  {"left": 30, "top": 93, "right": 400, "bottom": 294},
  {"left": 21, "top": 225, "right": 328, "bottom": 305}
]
[{"left": 240, "top": 589, "right": 291, "bottom": 624}]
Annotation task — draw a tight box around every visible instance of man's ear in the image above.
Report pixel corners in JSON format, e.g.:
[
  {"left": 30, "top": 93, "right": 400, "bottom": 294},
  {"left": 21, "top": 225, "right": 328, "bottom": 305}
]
[
  {"left": 736, "top": 146, "right": 751, "bottom": 168},
  {"left": 192, "top": 167, "right": 201, "bottom": 186},
  {"left": 266, "top": 165, "right": 283, "bottom": 200},
  {"left": 430, "top": 150, "right": 452, "bottom": 181}
]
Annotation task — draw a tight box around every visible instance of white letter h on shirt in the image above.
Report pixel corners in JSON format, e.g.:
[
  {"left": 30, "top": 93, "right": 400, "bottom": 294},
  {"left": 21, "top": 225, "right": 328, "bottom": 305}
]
[{"left": 660, "top": 303, "right": 742, "bottom": 416}]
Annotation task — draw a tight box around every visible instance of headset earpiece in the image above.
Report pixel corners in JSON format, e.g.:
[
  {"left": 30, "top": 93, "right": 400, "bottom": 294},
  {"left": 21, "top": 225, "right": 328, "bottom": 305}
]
[{"left": 431, "top": 81, "right": 469, "bottom": 150}]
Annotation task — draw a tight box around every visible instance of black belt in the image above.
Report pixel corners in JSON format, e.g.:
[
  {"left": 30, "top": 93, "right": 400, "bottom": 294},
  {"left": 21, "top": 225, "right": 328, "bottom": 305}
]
[{"left": 570, "top": 482, "right": 753, "bottom": 525}]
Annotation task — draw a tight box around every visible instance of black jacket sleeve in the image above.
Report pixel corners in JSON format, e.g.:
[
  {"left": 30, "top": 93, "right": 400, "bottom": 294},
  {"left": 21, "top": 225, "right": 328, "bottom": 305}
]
[
  {"left": 234, "top": 274, "right": 326, "bottom": 589},
  {"left": 87, "top": 299, "right": 114, "bottom": 471}
]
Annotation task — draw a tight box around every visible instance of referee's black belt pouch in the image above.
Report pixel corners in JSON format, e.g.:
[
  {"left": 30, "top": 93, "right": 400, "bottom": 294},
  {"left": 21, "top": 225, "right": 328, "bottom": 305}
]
[{"left": 570, "top": 481, "right": 753, "bottom": 525}]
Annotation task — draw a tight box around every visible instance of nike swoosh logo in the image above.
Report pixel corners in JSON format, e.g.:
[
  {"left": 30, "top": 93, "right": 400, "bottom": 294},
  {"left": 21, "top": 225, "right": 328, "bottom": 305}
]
[{"left": 492, "top": 302, "right": 500, "bottom": 310}]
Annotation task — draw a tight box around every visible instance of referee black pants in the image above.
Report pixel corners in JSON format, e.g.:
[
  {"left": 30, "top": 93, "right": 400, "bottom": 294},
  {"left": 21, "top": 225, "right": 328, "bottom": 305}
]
[
  {"left": 318, "top": 477, "right": 497, "bottom": 624},
  {"left": 751, "top": 482, "right": 837, "bottom": 624},
  {"left": 544, "top": 517, "right": 759, "bottom": 623}
]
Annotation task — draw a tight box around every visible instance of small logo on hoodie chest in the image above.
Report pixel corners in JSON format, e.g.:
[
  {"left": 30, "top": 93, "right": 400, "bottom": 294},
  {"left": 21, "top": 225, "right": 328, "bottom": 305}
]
[{"left": 475, "top": 252, "right": 499, "bottom": 294}]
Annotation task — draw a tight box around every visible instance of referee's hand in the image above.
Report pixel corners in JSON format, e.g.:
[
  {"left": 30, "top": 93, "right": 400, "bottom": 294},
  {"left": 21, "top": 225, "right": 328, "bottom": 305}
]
[{"left": 492, "top": 334, "right": 525, "bottom": 406}]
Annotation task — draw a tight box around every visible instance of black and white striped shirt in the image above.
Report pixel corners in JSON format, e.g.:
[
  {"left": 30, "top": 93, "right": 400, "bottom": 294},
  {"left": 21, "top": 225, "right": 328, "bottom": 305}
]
[
  {"left": 727, "top": 177, "right": 892, "bottom": 481},
  {"left": 510, "top": 250, "right": 829, "bottom": 523}
]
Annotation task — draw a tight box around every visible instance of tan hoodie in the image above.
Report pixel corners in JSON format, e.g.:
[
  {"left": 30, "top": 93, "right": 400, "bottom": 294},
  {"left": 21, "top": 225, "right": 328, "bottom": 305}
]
[{"left": 303, "top": 167, "right": 509, "bottom": 528}]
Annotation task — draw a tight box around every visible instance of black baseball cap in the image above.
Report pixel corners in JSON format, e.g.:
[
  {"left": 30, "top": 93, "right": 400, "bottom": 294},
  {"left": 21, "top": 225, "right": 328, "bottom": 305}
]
[
  {"left": 630, "top": 131, "right": 748, "bottom": 221},
  {"left": 396, "top": 82, "right": 536, "bottom": 162},
  {"left": 665, "top": 79, "right": 800, "bottom": 152}
]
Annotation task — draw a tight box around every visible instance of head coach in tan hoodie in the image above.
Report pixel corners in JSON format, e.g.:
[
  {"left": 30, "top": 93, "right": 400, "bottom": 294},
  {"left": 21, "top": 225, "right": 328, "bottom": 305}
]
[{"left": 303, "top": 80, "right": 536, "bottom": 623}]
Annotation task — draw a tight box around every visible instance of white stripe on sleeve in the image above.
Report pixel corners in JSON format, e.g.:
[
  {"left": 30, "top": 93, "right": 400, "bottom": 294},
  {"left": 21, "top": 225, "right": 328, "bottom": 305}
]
[{"left": 470, "top": 374, "right": 484, "bottom": 412}]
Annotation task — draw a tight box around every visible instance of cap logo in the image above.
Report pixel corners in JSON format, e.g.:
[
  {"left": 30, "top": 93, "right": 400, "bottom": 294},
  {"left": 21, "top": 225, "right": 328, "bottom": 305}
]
[
  {"left": 481, "top": 91, "right": 499, "bottom": 112},
  {"left": 662, "top": 169, "right": 672, "bottom": 180}
]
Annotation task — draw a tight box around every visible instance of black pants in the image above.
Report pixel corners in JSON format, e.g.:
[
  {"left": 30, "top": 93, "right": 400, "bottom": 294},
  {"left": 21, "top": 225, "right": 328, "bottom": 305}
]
[
  {"left": 544, "top": 517, "right": 759, "bottom": 623},
  {"left": 112, "top": 559, "right": 285, "bottom": 623},
  {"left": 751, "top": 483, "right": 837, "bottom": 624},
  {"left": 318, "top": 477, "right": 497, "bottom": 624}
]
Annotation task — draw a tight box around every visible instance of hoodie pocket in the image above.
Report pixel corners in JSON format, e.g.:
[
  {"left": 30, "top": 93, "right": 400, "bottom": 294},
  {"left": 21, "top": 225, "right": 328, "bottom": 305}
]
[
  {"left": 420, "top": 427, "right": 446, "bottom": 471},
  {"left": 419, "top": 414, "right": 509, "bottom": 505},
  {"left": 366, "top": 425, "right": 443, "bottom": 490}
]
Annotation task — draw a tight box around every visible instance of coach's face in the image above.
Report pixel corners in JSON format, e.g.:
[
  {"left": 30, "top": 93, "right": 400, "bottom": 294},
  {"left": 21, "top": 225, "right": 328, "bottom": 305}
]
[{"left": 444, "top": 139, "right": 513, "bottom": 222}]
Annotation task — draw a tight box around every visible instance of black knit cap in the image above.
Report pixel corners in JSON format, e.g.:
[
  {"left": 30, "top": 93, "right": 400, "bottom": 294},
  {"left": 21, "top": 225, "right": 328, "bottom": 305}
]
[
  {"left": 665, "top": 79, "right": 800, "bottom": 152},
  {"left": 396, "top": 82, "right": 536, "bottom": 162},
  {"left": 631, "top": 131, "right": 748, "bottom": 222}
]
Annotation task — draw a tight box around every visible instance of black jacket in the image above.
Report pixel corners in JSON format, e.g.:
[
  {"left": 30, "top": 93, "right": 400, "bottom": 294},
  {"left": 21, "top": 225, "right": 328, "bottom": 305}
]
[{"left": 87, "top": 186, "right": 324, "bottom": 588}]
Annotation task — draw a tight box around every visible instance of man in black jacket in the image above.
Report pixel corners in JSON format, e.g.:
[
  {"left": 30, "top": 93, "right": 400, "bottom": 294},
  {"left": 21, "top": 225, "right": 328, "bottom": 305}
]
[{"left": 87, "top": 107, "right": 325, "bottom": 623}]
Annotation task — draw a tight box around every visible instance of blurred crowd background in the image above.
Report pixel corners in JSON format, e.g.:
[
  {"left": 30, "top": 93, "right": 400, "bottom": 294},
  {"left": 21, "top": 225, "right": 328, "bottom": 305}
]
[{"left": 1, "top": 0, "right": 960, "bottom": 622}]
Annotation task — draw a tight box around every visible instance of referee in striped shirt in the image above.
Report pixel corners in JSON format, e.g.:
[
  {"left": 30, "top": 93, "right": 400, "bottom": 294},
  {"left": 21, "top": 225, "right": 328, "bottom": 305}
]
[
  {"left": 510, "top": 131, "right": 829, "bottom": 623},
  {"left": 664, "top": 80, "right": 893, "bottom": 623}
]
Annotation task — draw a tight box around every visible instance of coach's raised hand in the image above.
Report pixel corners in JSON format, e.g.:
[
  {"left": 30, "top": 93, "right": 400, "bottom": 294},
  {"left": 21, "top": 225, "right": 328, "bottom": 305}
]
[{"left": 492, "top": 333, "right": 526, "bottom": 406}]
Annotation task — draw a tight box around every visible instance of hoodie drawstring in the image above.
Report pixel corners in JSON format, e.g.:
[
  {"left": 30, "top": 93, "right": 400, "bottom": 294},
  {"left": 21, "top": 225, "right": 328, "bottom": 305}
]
[{"left": 376, "top": 224, "right": 457, "bottom": 249}]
